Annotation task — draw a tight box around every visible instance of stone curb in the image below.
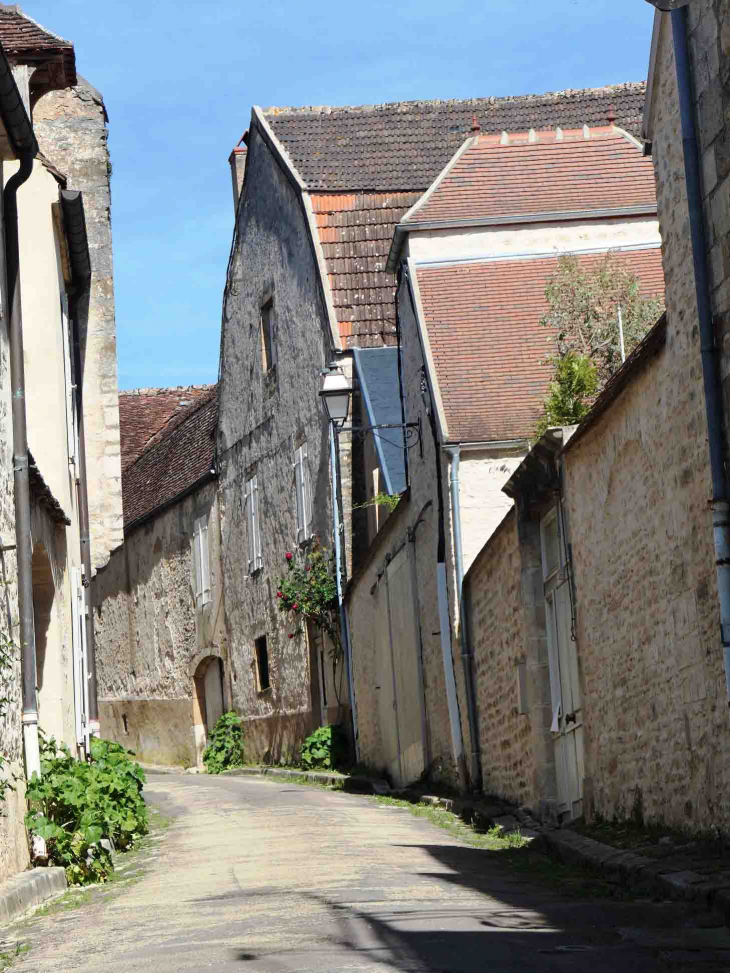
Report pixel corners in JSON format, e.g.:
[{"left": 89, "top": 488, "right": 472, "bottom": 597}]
[
  {"left": 0, "top": 867, "right": 67, "bottom": 926},
  {"left": 221, "top": 766, "right": 390, "bottom": 793}
]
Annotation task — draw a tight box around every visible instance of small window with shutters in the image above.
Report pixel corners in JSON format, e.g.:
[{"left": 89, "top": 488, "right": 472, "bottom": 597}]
[
  {"left": 192, "top": 514, "right": 211, "bottom": 607},
  {"left": 245, "top": 474, "right": 263, "bottom": 574},
  {"left": 293, "top": 442, "right": 313, "bottom": 545}
]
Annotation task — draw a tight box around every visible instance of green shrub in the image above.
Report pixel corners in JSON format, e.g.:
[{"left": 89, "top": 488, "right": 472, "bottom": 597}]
[
  {"left": 300, "top": 724, "right": 349, "bottom": 771},
  {"left": 203, "top": 712, "right": 245, "bottom": 774},
  {"left": 25, "top": 734, "right": 148, "bottom": 885}
]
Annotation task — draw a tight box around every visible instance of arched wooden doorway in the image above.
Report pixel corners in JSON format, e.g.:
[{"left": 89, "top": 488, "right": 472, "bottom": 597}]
[
  {"left": 32, "top": 544, "right": 63, "bottom": 741},
  {"left": 192, "top": 655, "right": 225, "bottom": 766}
]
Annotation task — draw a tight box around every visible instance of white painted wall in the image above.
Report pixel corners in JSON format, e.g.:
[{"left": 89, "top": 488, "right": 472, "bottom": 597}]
[
  {"left": 407, "top": 217, "right": 660, "bottom": 267},
  {"left": 458, "top": 451, "right": 524, "bottom": 573}
]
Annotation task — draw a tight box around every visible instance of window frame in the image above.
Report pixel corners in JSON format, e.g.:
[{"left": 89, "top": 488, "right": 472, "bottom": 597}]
[
  {"left": 293, "top": 442, "right": 313, "bottom": 546},
  {"left": 260, "top": 298, "right": 276, "bottom": 373},
  {"left": 254, "top": 634, "right": 271, "bottom": 693}
]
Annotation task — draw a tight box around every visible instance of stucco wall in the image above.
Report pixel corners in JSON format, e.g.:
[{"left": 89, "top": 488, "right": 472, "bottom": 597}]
[
  {"left": 217, "top": 119, "right": 340, "bottom": 763},
  {"left": 463, "top": 509, "right": 539, "bottom": 807},
  {"left": 94, "top": 481, "right": 226, "bottom": 767},
  {"left": 34, "top": 81, "right": 123, "bottom": 571}
]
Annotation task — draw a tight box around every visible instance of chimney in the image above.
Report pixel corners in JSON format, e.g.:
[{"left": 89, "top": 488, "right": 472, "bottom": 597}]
[{"left": 229, "top": 132, "right": 248, "bottom": 213}]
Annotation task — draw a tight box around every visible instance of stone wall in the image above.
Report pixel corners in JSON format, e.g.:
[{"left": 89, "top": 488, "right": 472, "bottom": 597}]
[
  {"left": 217, "top": 119, "right": 341, "bottom": 763},
  {"left": 94, "top": 481, "right": 226, "bottom": 768},
  {"left": 34, "top": 80, "right": 122, "bottom": 571}
]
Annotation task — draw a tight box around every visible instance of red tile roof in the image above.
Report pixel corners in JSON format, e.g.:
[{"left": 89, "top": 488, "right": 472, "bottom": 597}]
[
  {"left": 119, "top": 385, "right": 215, "bottom": 472},
  {"left": 265, "top": 84, "right": 646, "bottom": 348},
  {"left": 123, "top": 387, "right": 218, "bottom": 530},
  {"left": 408, "top": 128, "right": 656, "bottom": 225},
  {"left": 0, "top": 5, "right": 75, "bottom": 87},
  {"left": 417, "top": 248, "right": 665, "bottom": 443}
]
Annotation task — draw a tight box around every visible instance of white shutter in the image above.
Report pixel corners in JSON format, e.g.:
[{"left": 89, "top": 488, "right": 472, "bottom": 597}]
[
  {"left": 252, "top": 475, "right": 263, "bottom": 571},
  {"left": 245, "top": 477, "right": 255, "bottom": 573},
  {"left": 200, "top": 519, "right": 211, "bottom": 604},
  {"left": 294, "top": 446, "right": 305, "bottom": 545},
  {"left": 303, "top": 442, "right": 313, "bottom": 539},
  {"left": 61, "top": 299, "right": 77, "bottom": 467},
  {"left": 193, "top": 517, "right": 203, "bottom": 604}
]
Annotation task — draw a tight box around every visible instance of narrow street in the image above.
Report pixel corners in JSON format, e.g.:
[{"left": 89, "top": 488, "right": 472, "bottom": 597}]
[{"left": 10, "top": 774, "right": 729, "bottom": 972}]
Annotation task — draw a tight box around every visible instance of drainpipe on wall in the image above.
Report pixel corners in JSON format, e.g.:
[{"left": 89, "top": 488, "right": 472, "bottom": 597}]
[
  {"left": 444, "top": 446, "right": 482, "bottom": 791},
  {"left": 670, "top": 6, "right": 730, "bottom": 707},
  {"left": 61, "top": 189, "right": 99, "bottom": 744},
  {"left": 5, "top": 150, "right": 38, "bottom": 776},
  {"left": 329, "top": 422, "right": 359, "bottom": 760}
]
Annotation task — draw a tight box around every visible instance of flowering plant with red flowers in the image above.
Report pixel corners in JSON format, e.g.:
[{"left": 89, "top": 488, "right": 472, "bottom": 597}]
[{"left": 276, "top": 541, "right": 340, "bottom": 659}]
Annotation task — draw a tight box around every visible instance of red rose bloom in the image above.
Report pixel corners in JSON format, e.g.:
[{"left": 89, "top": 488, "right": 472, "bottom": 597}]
[
  {"left": 276, "top": 591, "right": 283, "bottom": 598},
  {"left": 285, "top": 552, "right": 293, "bottom": 561},
  {"left": 292, "top": 603, "right": 298, "bottom": 610},
  {"left": 288, "top": 633, "right": 294, "bottom": 639}
]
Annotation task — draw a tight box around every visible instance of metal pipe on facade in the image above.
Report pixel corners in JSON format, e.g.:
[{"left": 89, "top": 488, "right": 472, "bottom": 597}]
[
  {"left": 329, "top": 422, "right": 359, "bottom": 760},
  {"left": 5, "top": 151, "right": 39, "bottom": 777},
  {"left": 671, "top": 5, "right": 730, "bottom": 706},
  {"left": 444, "top": 446, "right": 482, "bottom": 790}
]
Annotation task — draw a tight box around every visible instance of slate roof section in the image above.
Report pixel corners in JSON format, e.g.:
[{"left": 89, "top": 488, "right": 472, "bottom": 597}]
[
  {"left": 353, "top": 348, "right": 407, "bottom": 495},
  {"left": 416, "top": 248, "right": 665, "bottom": 443},
  {"left": 406, "top": 127, "right": 656, "bottom": 225},
  {"left": 264, "top": 84, "right": 646, "bottom": 192},
  {"left": 0, "top": 5, "right": 75, "bottom": 87},
  {"left": 123, "top": 387, "right": 218, "bottom": 530},
  {"left": 119, "top": 385, "right": 215, "bottom": 472},
  {"left": 265, "top": 84, "right": 646, "bottom": 348}
]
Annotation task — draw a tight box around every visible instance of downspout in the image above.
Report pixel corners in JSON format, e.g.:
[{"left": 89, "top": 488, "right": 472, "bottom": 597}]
[
  {"left": 62, "top": 189, "right": 98, "bottom": 742},
  {"left": 671, "top": 7, "right": 730, "bottom": 705},
  {"left": 444, "top": 445, "right": 481, "bottom": 790},
  {"left": 329, "top": 421, "right": 359, "bottom": 759},
  {"left": 5, "top": 150, "right": 38, "bottom": 776}
]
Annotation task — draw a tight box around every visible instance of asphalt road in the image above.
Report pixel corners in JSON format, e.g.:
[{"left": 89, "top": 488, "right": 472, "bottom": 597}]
[{"left": 10, "top": 773, "right": 730, "bottom": 971}]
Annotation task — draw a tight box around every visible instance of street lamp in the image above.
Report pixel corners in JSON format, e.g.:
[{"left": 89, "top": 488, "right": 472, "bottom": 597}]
[{"left": 319, "top": 363, "right": 352, "bottom": 428}]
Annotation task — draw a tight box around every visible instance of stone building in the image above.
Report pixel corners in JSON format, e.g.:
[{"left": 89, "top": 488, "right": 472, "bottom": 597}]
[
  {"left": 218, "top": 84, "right": 648, "bottom": 765},
  {"left": 347, "top": 121, "right": 664, "bottom": 790},
  {"left": 0, "top": 5, "right": 121, "bottom": 881},
  {"left": 93, "top": 386, "right": 226, "bottom": 769}
]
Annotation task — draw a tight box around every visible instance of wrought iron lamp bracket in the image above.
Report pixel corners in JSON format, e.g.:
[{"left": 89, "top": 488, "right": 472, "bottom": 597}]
[{"left": 338, "top": 417, "right": 422, "bottom": 452}]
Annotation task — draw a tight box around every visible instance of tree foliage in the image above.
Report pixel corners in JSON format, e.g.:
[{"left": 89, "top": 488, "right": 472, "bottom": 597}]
[
  {"left": 540, "top": 252, "right": 664, "bottom": 384},
  {"left": 535, "top": 352, "right": 599, "bottom": 437}
]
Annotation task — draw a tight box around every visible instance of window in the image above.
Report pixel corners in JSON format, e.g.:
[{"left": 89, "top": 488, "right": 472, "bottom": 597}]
[
  {"left": 60, "top": 295, "right": 78, "bottom": 467},
  {"left": 245, "top": 474, "right": 263, "bottom": 574},
  {"left": 293, "top": 442, "right": 313, "bottom": 545},
  {"left": 540, "top": 507, "right": 561, "bottom": 581},
  {"left": 193, "top": 514, "right": 211, "bottom": 607},
  {"left": 261, "top": 298, "right": 275, "bottom": 372},
  {"left": 255, "top": 635, "right": 270, "bottom": 692}
]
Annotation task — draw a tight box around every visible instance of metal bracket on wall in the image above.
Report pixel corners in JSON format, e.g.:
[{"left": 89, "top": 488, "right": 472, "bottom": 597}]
[{"left": 0, "top": 536, "right": 16, "bottom": 552}]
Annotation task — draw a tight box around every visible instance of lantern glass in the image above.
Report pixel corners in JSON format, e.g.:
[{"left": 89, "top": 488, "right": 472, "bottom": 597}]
[{"left": 320, "top": 366, "right": 352, "bottom": 426}]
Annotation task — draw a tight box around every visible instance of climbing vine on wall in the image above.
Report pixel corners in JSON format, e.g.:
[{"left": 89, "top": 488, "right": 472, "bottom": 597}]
[{"left": 276, "top": 543, "right": 341, "bottom": 660}]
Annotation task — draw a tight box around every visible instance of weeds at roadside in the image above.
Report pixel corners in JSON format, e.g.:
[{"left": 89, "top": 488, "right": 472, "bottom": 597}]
[{"left": 0, "top": 940, "right": 30, "bottom": 972}]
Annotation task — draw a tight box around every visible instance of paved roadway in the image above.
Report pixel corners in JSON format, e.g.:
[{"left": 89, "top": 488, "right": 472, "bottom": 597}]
[{"left": 10, "top": 773, "right": 730, "bottom": 971}]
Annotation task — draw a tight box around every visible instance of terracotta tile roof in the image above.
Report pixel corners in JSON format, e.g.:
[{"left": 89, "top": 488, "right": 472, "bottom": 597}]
[
  {"left": 0, "top": 5, "right": 75, "bottom": 87},
  {"left": 417, "top": 248, "right": 665, "bottom": 443},
  {"left": 265, "top": 84, "right": 645, "bottom": 348},
  {"left": 123, "top": 387, "right": 218, "bottom": 530},
  {"left": 119, "top": 385, "right": 215, "bottom": 472},
  {"left": 264, "top": 84, "right": 645, "bottom": 192},
  {"left": 312, "top": 192, "right": 421, "bottom": 345},
  {"left": 407, "top": 128, "right": 656, "bottom": 225}
]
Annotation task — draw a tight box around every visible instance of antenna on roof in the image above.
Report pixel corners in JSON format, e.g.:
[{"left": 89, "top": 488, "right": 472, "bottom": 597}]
[{"left": 470, "top": 114, "right": 481, "bottom": 134}]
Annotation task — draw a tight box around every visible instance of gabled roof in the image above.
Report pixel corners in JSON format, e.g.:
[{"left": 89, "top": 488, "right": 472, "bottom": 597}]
[
  {"left": 119, "top": 385, "right": 215, "bottom": 472},
  {"left": 353, "top": 348, "right": 407, "bottom": 495},
  {"left": 123, "top": 387, "right": 218, "bottom": 530},
  {"left": 402, "top": 127, "right": 655, "bottom": 227},
  {"left": 262, "top": 83, "right": 646, "bottom": 348},
  {"left": 415, "top": 247, "right": 664, "bottom": 444},
  {"left": 0, "top": 5, "right": 75, "bottom": 89}
]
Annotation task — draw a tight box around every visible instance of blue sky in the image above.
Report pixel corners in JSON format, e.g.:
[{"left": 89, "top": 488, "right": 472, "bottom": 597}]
[{"left": 28, "top": 1, "right": 655, "bottom": 390}]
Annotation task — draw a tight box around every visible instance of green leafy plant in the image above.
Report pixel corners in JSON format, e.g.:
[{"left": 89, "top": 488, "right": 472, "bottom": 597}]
[
  {"left": 299, "top": 724, "right": 349, "bottom": 770},
  {"left": 535, "top": 352, "right": 599, "bottom": 437},
  {"left": 203, "top": 711, "right": 246, "bottom": 774},
  {"left": 24, "top": 735, "right": 148, "bottom": 885},
  {"left": 276, "top": 543, "right": 340, "bottom": 659},
  {"left": 354, "top": 492, "right": 401, "bottom": 513},
  {"left": 540, "top": 252, "right": 664, "bottom": 384}
]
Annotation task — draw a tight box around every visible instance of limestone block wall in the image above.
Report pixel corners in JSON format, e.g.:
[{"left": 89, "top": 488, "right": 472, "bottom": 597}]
[
  {"left": 94, "top": 482, "right": 226, "bottom": 767},
  {"left": 563, "top": 337, "right": 728, "bottom": 832},
  {"left": 34, "top": 81, "right": 122, "bottom": 571},
  {"left": 459, "top": 452, "right": 523, "bottom": 573},
  {"left": 463, "top": 510, "right": 537, "bottom": 807},
  {"left": 217, "top": 120, "right": 339, "bottom": 763}
]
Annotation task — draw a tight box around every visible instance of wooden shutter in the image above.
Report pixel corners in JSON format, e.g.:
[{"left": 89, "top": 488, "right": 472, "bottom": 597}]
[
  {"left": 197, "top": 515, "right": 211, "bottom": 605},
  {"left": 252, "top": 475, "right": 263, "bottom": 570},
  {"left": 294, "top": 446, "right": 305, "bottom": 545},
  {"left": 193, "top": 516, "right": 203, "bottom": 604},
  {"left": 302, "top": 442, "right": 312, "bottom": 539},
  {"left": 245, "top": 478, "right": 255, "bottom": 573}
]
